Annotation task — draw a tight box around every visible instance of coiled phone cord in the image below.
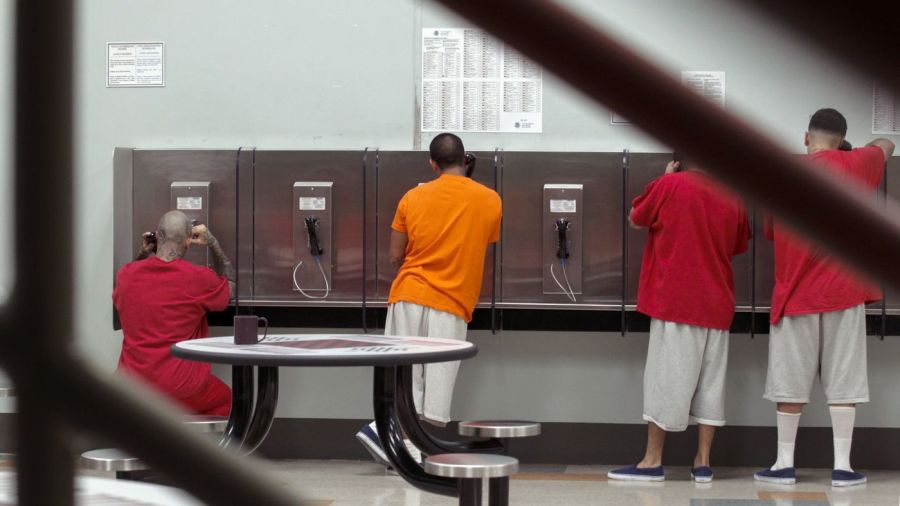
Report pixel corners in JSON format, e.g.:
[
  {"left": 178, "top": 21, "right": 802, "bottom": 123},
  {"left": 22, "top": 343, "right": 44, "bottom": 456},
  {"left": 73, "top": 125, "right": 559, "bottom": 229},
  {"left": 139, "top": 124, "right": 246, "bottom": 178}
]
[
  {"left": 292, "top": 256, "right": 331, "bottom": 299},
  {"left": 550, "top": 259, "right": 577, "bottom": 302}
]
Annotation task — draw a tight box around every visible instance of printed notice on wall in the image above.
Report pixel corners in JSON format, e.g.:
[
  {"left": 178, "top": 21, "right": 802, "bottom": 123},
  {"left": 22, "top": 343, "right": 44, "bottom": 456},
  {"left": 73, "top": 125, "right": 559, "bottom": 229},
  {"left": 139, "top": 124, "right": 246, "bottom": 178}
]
[
  {"left": 107, "top": 42, "right": 165, "bottom": 87},
  {"left": 681, "top": 71, "right": 725, "bottom": 108},
  {"left": 873, "top": 83, "right": 899, "bottom": 134},
  {"left": 422, "top": 29, "right": 542, "bottom": 133}
]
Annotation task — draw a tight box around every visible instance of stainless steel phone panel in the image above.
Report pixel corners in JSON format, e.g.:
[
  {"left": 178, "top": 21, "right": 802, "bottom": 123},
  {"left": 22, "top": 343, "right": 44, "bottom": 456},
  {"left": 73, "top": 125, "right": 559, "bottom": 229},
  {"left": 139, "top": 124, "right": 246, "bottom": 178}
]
[
  {"left": 131, "top": 149, "right": 239, "bottom": 282},
  {"left": 252, "top": 151, "right": 364, "bottom": 302},
  {"left": 502, "top": 152, "right": 623, "bottom": 305},
  {"left": 292, "top": 182, "right": 333, "bottom": 296}
]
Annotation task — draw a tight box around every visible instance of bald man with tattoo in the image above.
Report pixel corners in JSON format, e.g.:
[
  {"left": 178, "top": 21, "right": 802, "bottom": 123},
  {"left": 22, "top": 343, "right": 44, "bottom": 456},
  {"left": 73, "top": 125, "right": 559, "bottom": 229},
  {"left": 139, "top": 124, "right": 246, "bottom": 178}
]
[{"left": 114, "top": 211, "right": 235, "bottom": 416}]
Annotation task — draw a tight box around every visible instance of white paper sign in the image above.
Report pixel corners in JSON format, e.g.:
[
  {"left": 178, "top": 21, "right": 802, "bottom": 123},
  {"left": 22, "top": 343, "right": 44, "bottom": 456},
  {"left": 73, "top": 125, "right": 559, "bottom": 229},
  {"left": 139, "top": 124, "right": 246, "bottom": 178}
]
[
  {"left": 873, "top": 83, "right": 899, "bottom": 135},
  {"left": 550, "top": 199, "right": 577, "bottom": 213},
  {"left": 422, "top": 28, "right": 542, "bottom": 133},
  {"left": 176, "top": 197, "right": 202, "bottom": 210},
  {"left": 107, "top": 42, "right": 165, "bottom": 87},
  {"left": 299, "top": 197, "right": 326, "bottom": 211},
  {"left": 682, "top": 71, "right": 725, "bottom": 108}
]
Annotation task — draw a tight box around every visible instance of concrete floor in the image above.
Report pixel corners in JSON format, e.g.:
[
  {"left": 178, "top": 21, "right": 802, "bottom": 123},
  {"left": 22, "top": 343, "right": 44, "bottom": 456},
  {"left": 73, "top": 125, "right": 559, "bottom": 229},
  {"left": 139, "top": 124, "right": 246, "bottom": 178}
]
[{"left": 244, "top": 460, "right": 900, "bottom": 505}]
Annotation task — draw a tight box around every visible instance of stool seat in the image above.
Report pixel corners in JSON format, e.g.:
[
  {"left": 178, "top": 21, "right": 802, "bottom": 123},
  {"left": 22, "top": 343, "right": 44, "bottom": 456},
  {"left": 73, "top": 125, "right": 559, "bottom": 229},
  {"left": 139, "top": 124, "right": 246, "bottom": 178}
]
[
  {"left": 458, "top": 420, "right": 541, "bottom": 438},
  {"left": 183, "top": 415, "right": 228, "bottom": 433},
  {"left": 80, "top": 449, "right": 147, "bottom": 472},
  {"left": 425, "top": 453, "right": 518, "bottom": 479},
  {"left": 80, "top": 416, "right": 228, "bottom": 473}
]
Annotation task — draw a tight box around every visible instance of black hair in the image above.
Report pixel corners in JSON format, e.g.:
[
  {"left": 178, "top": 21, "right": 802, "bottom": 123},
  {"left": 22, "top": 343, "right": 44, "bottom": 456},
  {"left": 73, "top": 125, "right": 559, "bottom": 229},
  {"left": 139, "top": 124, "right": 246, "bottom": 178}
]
[
  {"left": 809, "top": 108, "right": 847, "bottom": 137},
  {"left": 429, "top": 133, "right": 466, "bottom": 170}
]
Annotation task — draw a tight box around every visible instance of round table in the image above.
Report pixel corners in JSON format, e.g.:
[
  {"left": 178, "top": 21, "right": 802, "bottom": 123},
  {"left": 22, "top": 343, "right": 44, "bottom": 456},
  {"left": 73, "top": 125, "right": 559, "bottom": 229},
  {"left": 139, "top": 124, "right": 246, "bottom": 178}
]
[{"left": 172, "top": 334, "right": 499, "bottom": 498}]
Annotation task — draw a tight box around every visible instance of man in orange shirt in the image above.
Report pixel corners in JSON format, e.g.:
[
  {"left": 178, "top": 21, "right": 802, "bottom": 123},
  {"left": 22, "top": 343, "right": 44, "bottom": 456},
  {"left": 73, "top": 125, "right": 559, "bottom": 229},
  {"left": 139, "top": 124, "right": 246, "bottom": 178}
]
[{"left": 357, "top": 133, "right": 502, "bottom": 467}]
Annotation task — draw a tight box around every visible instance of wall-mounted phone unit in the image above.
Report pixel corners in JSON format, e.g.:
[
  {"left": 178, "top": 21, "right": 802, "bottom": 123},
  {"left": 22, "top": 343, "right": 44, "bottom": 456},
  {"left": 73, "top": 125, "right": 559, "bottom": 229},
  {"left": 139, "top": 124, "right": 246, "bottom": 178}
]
[
  {"left": 292, "top": 182, "right": 333, "bottom": 298},
  {"left": 542, "top": 184, "right": 583, "bottom": 300},
  {"left": 170, "top": 181, "right": 210, "bottom": 268}
]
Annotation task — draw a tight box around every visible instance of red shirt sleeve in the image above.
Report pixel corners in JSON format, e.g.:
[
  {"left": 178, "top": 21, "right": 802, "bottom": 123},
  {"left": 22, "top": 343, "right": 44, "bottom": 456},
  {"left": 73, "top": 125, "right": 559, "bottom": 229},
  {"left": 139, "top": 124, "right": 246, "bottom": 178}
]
[
  {"left": 630, "top": 176, "right": 674, "bottom": 228},
  {"left": 852, "top": 146, "right": 886, "bottom": 187},
  {"left": 733, "top": 209, "right": 751, "bottom": 256},
  {"left": 391, "top": 193, "right": 409, "bottom": 233},
  {"left": 195, "top": 268, "right": 230, "bottom": 312}
]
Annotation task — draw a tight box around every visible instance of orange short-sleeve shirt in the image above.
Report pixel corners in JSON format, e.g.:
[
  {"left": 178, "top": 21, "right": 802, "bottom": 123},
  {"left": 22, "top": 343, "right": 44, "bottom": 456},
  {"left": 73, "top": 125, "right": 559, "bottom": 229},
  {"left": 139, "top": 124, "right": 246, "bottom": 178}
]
[{"left": 388, "top": 174, "right": 502, "bottom": 322}]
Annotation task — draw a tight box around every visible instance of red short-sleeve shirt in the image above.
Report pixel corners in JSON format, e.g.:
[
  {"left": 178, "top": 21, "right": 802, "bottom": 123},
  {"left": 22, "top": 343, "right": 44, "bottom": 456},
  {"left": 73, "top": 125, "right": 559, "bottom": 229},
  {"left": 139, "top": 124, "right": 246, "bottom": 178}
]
[
  {"left": 632, "top": 171, "right": 751, "bottom": 330},
  {"left": 769, "top": 146, "right": 886, "bottom": 324},
  {"left": 113, "top": 256, "right": 230, "bottom": 398}
]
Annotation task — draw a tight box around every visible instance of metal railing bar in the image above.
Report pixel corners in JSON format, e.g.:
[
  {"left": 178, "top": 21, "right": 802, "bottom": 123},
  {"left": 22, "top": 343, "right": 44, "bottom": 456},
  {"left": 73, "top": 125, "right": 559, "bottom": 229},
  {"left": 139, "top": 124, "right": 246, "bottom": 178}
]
[
  {"left": 430, "top": 0, "right": 900, "bottom": 299},
  {"left": 7, "top": 0, "right": 75, "bottom": 503},
  {"left": 739, "top": 0, "right": 900, "bottom": 94},
  {"left": 4, "top": 1, "right": 306, "bottom": 503}
]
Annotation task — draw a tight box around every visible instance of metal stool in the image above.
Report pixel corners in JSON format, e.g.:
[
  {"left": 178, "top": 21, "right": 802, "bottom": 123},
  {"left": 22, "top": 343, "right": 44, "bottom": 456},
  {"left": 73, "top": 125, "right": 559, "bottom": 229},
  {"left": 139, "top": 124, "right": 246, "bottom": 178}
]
[
  {"left": 424, "top": 453, "right": 518, "bottom": 506},
  {"left": 80, "top": 416, "right": 228, "bottom": 475},
  {"left": 182, "top": 415, "right": 228, "bottom": 433},
  {"left": 80, "top": 449, "right": 147, "bottom": 473},
  {"left": 458, "top": 421, "right": 541, "bottom": 441}
]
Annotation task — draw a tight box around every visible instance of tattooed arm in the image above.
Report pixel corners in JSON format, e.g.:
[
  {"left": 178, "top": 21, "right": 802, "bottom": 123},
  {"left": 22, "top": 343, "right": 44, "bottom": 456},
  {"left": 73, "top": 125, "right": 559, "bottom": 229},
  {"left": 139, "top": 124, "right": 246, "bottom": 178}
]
[{"left": 191, "top": 225, "right": 236, "bottom": 299}]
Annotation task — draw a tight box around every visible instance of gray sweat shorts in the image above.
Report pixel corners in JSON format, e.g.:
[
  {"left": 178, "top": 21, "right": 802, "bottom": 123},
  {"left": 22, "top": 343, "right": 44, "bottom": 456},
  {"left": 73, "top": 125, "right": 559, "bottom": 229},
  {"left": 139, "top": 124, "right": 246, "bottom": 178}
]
[
  {"left": 643, "top": 318, "right": 729, "bottom": 432},
  {"left": 764, "top": 304, "right": 869, "bottom": 404}
]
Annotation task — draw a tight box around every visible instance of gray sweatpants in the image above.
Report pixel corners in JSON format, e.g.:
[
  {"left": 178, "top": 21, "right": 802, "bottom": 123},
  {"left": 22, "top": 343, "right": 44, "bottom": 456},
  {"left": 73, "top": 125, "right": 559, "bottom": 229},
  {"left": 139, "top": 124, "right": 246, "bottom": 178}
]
[
  {"left": 764, "top": 304, "right": 869, "bottom": 404},
  {"left": 385, "top": 301, "right": 468, "bottom": 424},
  {"left": 643, "top": 318, "right": 730, "bottom": 432}
]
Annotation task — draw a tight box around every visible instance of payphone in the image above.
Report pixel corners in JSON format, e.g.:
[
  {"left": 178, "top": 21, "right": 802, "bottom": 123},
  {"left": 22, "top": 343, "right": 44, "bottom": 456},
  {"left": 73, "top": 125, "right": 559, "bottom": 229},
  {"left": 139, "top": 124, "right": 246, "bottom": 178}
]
[
  {"left": 292, "top": 182, "right": 333, "bottom": 298},
  {"left": 170, "top": 181, "right": 210, "bottom": 267},
  {"left": 542, "top": 184, "right": 583, "bottom": 301}
]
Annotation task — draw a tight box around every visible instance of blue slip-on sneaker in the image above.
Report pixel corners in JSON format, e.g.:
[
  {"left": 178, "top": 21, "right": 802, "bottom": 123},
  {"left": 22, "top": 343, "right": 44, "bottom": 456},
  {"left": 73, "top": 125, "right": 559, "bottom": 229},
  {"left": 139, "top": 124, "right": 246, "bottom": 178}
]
[
  {"left": 691, "top": 466, "right": 714, "bottom": 483},
  {"left": 355, "top": 421, "right": 391, "bottom": 469},
  {"left": 832, "top": 469, "right": 866, "bottom": 487},
  {"left": 607, "top": 464, "right": 665, "bottom": 482},
  {"left": 754, "top": 467, "right": 796, "bottom": 485}
]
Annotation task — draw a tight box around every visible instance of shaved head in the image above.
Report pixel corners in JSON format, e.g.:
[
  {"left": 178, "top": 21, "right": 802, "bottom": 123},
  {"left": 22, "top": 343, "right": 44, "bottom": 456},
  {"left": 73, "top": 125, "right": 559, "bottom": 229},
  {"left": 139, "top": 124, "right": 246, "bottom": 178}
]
[{"left": 157, "top": 210, "right": 192, "bottom": 246}]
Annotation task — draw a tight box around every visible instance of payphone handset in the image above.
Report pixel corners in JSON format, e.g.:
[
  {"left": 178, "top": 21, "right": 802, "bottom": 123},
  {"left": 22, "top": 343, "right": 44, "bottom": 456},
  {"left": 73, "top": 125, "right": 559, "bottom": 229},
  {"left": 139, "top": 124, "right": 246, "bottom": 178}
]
[
  {"left": 549, "top": 218, "right": 576, "bottom": 302},
  {"left": 555, "top": 218, "right": 570, "bottom": 260},
  {"left": 291, "top": 182, "right": 333, "bottom": 299},
  {"left": 465, "top": 152, "right": 477, "bottom": 178},
  {"left": 304, "top": 216, "right": 324, "bottom": 257}
]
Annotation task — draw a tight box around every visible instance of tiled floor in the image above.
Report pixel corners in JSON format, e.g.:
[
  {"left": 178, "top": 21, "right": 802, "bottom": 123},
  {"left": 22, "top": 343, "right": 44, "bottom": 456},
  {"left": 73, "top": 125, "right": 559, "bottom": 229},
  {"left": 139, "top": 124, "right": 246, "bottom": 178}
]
[{"left": 246, "top": 461, "right": 900, "bottom": 505}]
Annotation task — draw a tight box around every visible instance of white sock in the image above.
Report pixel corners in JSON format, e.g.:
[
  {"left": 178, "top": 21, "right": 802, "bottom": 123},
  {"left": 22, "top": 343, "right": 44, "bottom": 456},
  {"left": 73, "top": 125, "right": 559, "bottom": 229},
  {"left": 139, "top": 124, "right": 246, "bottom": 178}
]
[
  {"left": 830, "top": 406, "right": 855, "bottom": 472},
  {"left": 771, "top": 411, "right": 801, "bottom": 471}
]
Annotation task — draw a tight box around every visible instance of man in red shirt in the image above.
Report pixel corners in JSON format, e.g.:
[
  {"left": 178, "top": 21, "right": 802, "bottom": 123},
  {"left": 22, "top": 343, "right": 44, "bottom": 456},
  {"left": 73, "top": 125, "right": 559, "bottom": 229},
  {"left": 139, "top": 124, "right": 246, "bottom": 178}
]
[
  {"left": 114, "top": 210, "right": 234, "bottom": 416},
  {"left": 755, "top": 109, "right": 895, "bottom": 487},
  {"left": 608, "top": 160, "right": 750, "bottom": 483}
]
